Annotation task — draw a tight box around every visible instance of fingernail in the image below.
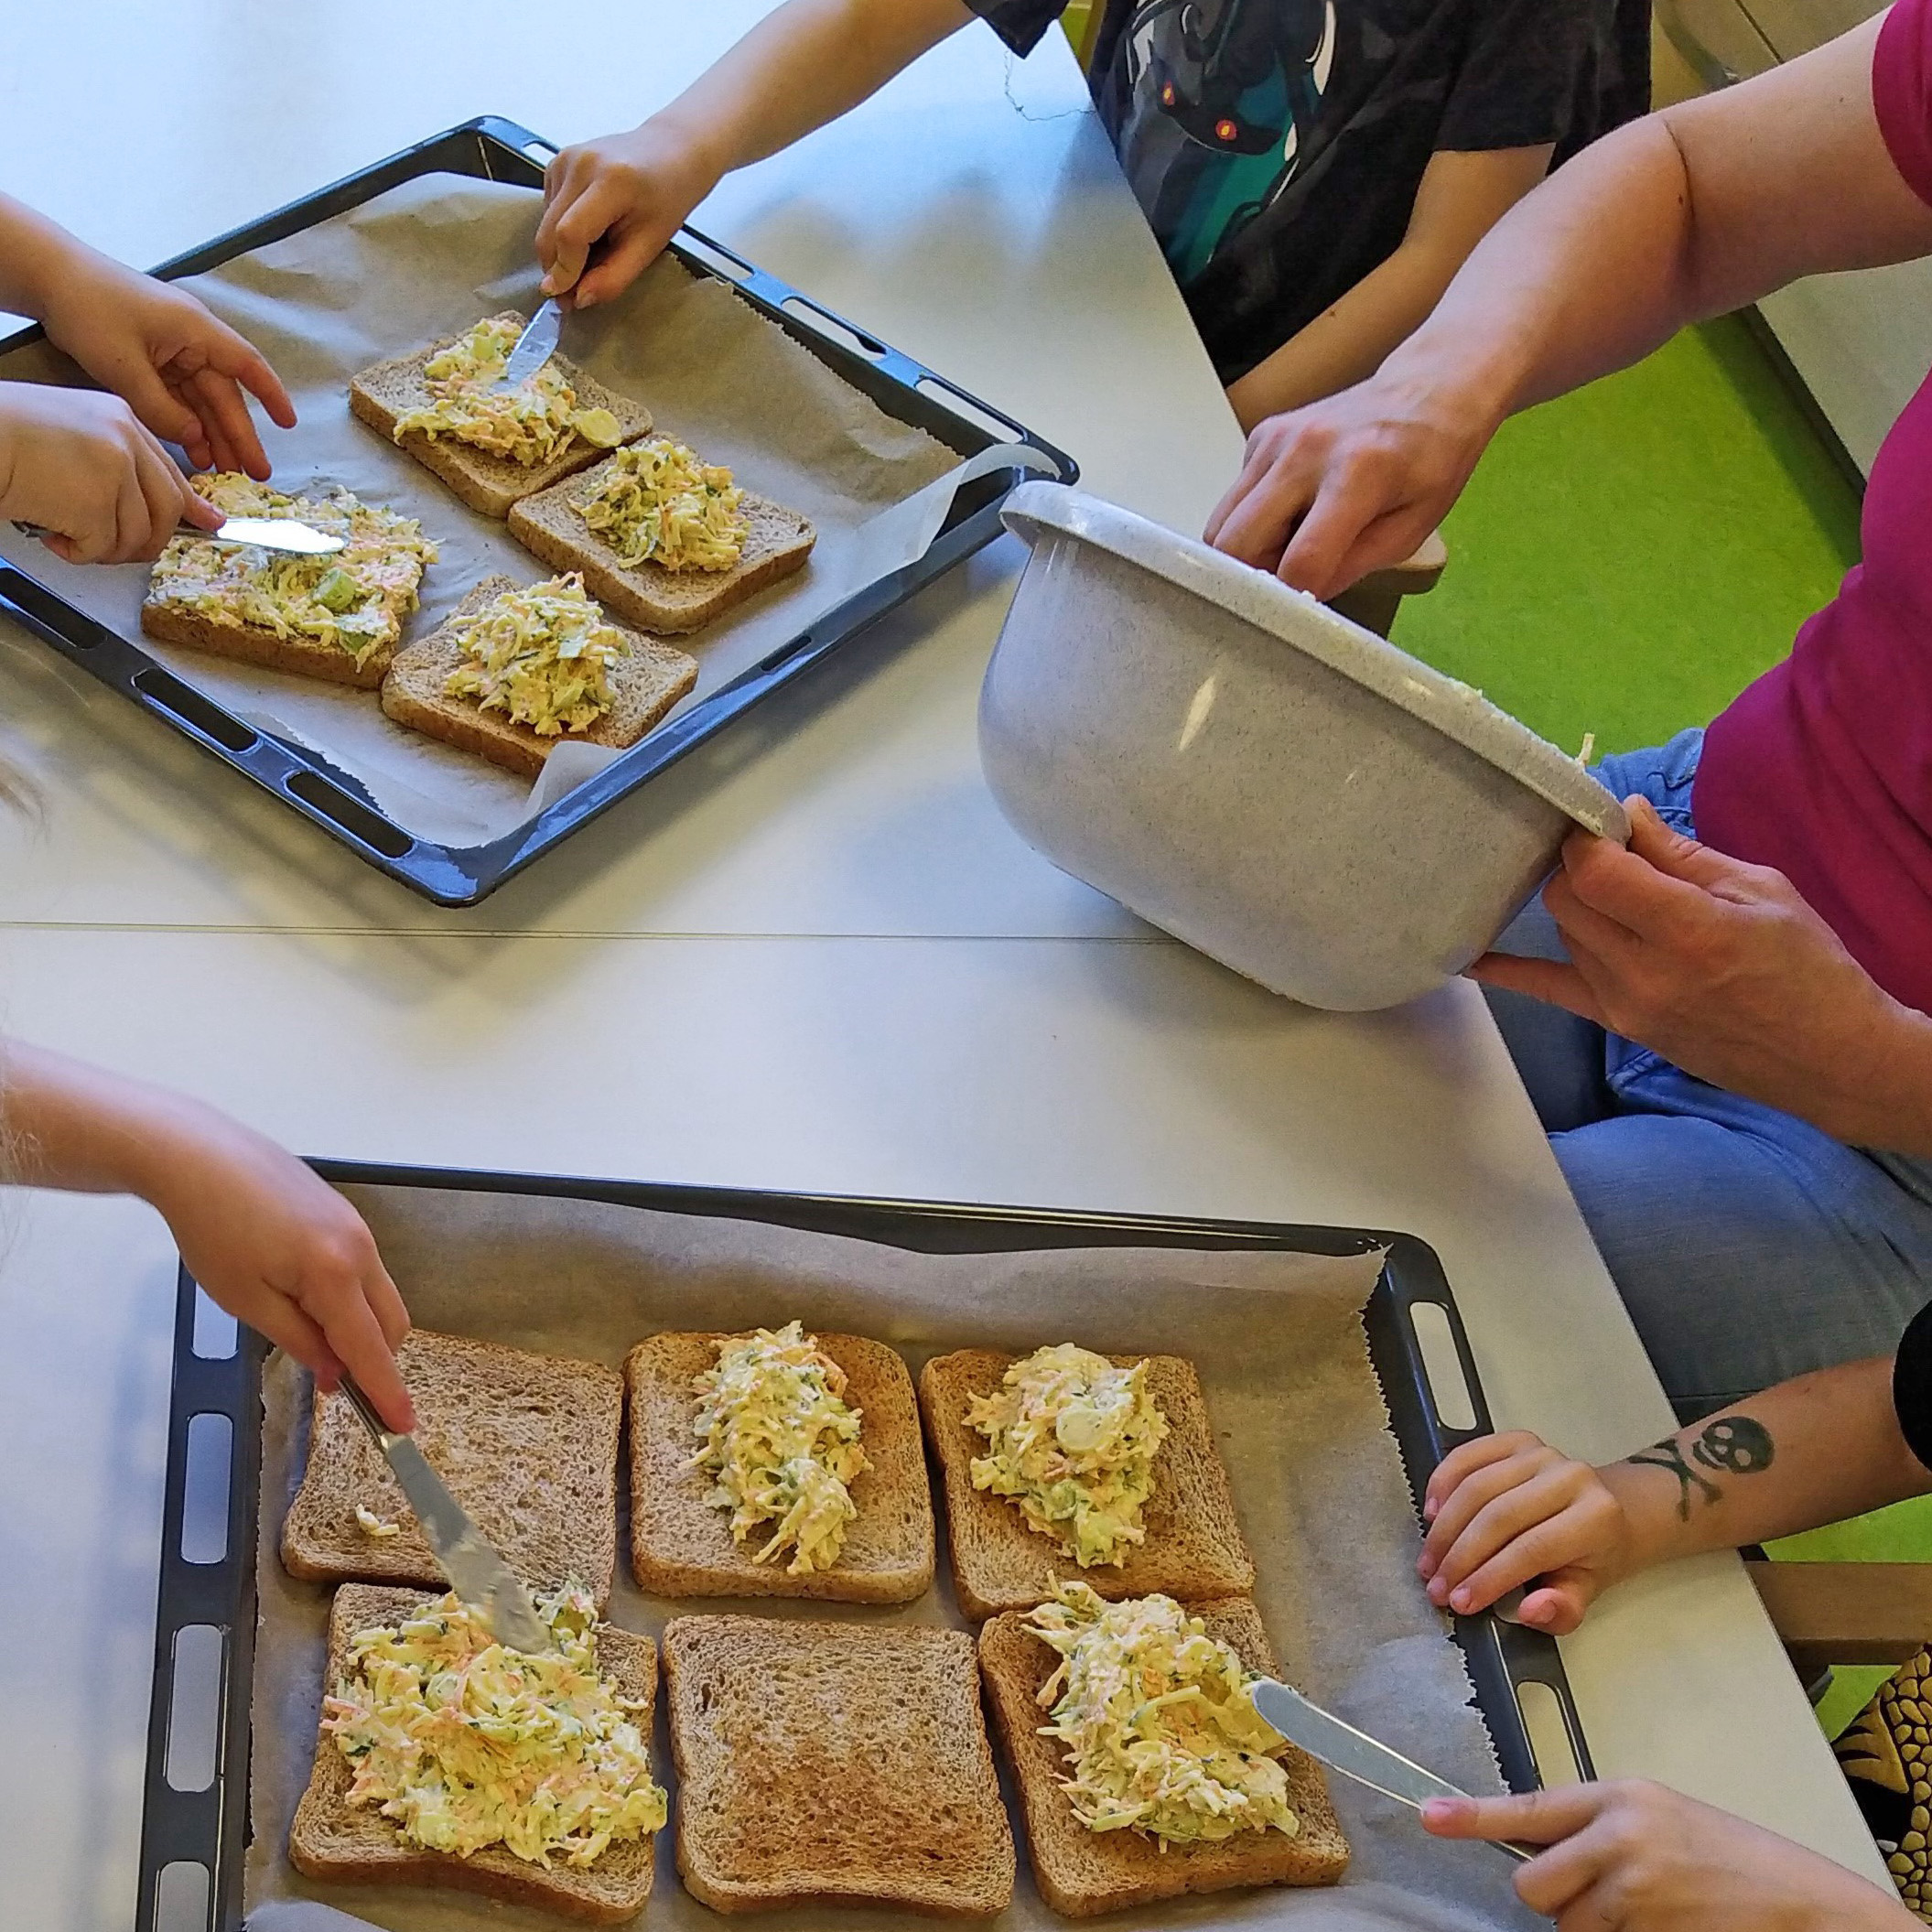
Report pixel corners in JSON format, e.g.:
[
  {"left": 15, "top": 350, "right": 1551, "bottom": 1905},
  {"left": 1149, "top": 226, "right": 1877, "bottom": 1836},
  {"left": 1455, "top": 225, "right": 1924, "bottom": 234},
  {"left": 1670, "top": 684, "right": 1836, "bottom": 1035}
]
[
  {"left": 1422, "top": 1498, "right": 1438, "bottom": 1522},
  {"left": 1426, "top": 1577, "right": 1448, "bottom": 1604},
  {"left": 1450, "top": 1586, "right": 1472, "bottom": 1612},
  {"left": 1417, "top": 1553, "right": 1435, "bottom": 1579}
]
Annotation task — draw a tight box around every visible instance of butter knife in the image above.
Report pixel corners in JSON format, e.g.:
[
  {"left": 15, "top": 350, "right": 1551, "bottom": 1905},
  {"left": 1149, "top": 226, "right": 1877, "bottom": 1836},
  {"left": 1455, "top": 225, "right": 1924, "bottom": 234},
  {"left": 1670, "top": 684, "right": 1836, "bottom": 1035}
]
[
  {"left": 1248, "top": 1678, "right": 1533, "bottom": 1864},
  {"left": 495, "top": 298, "right": 563, "bottom": 390},
  {"left": 337, "top": 1374, "right": 555, "bottom": 1654},
  {"left": 13, "top": 514, "right": 345, "bottom": 556}
]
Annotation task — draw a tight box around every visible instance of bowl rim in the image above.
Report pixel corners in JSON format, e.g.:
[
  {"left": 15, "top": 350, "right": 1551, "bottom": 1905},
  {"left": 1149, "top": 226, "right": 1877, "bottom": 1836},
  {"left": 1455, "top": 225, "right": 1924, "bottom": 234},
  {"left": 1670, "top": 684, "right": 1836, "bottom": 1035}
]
[{"left": 1000, "top": 481, "right": 1631, "bottom": 845}]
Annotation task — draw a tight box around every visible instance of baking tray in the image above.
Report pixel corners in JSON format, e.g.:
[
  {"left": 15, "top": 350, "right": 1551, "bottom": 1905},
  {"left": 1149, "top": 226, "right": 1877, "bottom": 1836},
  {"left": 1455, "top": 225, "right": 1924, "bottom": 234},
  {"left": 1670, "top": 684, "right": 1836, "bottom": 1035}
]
[
  {"left": 0, "top": 117, "right": 1077, "bottom": 907},
  {"left": 135, "top": 1166, "right": 1593, "bottom": 1932}
]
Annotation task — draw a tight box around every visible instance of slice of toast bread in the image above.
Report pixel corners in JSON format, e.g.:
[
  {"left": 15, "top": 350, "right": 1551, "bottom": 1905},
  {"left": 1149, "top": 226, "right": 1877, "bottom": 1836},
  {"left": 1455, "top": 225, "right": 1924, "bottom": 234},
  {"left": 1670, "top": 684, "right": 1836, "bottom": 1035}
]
[
  {"left": 978, "top": 1596, "right": 1349, "bottom": 1915},
  {"left": 290, "top": 1582, "right": 661, "bottom": 1922},
  {"left": 139, "top": 597, "right": 402, "bottom": 689},
  {"left": 507, "top": 457, "right": 815, "bottom": 634},
  {"left": 919, "top": 1349, "right": 1256, "bottom": 1621},
  {"left": 281, "top": 1328, "right": 623, "bottom": 1606},
  {"left": 349, "top": 315, "right": 653, "bottom": 518},
  {"left": 664, "top": 1613, "right": 1015, "bottom": 1916},
  {"left": 626, "top": 1330, "right": 934, "bottom": 1603},
  {"left": 380, "top": 575, "right": 697, "bottom": 781}
]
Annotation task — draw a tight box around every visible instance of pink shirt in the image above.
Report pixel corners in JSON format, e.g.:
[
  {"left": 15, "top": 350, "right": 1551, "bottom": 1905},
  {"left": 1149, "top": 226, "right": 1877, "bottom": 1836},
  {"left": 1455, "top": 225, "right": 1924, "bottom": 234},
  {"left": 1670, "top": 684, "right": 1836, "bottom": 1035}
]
[{"left": 1691, "top": 0, "right": 1932, "bottom": 1017}]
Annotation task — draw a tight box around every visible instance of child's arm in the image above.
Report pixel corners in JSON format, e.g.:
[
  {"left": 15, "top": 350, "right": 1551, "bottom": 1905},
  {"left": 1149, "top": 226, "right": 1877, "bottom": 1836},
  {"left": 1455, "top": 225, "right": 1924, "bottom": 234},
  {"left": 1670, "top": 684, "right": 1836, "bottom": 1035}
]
[
  {"left": 536, "top": 0, "right": 972, "bottom": 309},
  {"left": 1416, "top": 1354, "right": 1930, "bottom": 1632},
  {"left": 0, "top": 193, "right": 295, "bottom": 479},
  {"left": 1224, "top": 146, "right": 1553, "bottom": 431},
  {"left": 1, "top": 1041, "right": 415, "bottom": 1431}
]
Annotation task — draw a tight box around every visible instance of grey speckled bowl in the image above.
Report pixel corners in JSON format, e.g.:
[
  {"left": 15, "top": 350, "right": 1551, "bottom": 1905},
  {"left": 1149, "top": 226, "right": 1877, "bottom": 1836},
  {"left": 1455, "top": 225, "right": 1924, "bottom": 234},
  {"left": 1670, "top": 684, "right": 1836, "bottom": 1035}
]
[{"left": 980, "top": 483, "right": 1629, "bottom": 1011}]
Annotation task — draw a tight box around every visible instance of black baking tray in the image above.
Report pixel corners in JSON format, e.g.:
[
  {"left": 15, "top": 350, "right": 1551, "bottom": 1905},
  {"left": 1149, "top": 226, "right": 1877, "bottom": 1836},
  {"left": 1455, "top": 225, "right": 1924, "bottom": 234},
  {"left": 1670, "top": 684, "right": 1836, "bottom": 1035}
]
[
  {"left": 0, "top": 117, "right": 1077, "bottom": 907},
  {"left": 135, "top": 1167, "right": 1593, "bottom": 1932}
]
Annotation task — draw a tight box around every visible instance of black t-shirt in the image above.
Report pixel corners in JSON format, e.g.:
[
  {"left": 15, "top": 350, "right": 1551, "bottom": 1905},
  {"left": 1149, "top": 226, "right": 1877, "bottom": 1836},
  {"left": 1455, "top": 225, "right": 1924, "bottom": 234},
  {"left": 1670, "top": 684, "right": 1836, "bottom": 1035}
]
[
  {"left": 971, "top": 0, "right": 1646, "bottom": 383},
  {"left": 1896, "top": 1301, "right": 1932, "bottom": 1470}
]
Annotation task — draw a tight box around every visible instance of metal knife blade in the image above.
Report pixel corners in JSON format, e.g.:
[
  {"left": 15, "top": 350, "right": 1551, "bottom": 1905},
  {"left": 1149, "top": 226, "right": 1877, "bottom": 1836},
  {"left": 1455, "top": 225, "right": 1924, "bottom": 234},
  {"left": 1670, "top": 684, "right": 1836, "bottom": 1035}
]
[
  {"left": 12, "top": 514, "right": 344, "bottom": 556},
  {"left": 338, "top": 1376, "right": 555, "bottom": 1654},
  {"left": 495, "top": 298, "right": 563, "bottom": 390},
  {"left": 1248, "top": 1678, "right": 1532, "bottom": 1863}
]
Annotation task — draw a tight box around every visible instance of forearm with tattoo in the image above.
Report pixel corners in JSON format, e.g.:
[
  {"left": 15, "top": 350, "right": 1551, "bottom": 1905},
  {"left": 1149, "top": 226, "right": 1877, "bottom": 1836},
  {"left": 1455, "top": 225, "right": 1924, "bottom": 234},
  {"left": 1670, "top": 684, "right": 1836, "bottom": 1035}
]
[{"left": 1625, "top": 1416, "right": 1776, "bottom": 1523}]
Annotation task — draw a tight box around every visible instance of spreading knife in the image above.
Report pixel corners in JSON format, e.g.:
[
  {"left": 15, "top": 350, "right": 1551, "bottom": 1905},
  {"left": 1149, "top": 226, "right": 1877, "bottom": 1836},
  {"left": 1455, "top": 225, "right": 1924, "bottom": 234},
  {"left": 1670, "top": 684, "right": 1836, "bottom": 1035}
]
[
  {"left": 494, "top": 297, "right": 563, "bottom": 390},
  {"left": 337, "top": 1374, "right": 555, "bottom": 1655},
  {"left": 1248, "top": 1678, "right": 1534, "bottom": 1864},
  {"left": 13, "top": 514, "right": 345, "bottom": 556}
]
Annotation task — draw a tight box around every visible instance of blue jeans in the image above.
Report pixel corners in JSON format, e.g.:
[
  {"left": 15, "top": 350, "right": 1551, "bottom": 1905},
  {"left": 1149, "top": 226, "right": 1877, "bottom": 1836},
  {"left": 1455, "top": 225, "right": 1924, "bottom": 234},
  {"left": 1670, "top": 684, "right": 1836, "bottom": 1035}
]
[{"left": 1487, "top": 729, "right": 1932, "bottom": 1420}]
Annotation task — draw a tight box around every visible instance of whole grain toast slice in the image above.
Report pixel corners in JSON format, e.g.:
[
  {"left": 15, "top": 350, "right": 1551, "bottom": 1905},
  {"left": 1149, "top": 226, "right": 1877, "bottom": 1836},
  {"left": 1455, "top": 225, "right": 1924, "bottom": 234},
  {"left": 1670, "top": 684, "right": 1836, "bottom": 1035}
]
[
  {"left": 290, "top": 1583, "right": 661, "bottom": 1923},
  {"left": 507, "top": 456, "right": 815, "bottom": 634},
  {"left": 664, "top": 1613, "right": 1015, "bottom": 1916},
  {"left": 139, "top": 597, "right": 403, "bottom": 688},
  {"left": 281, "top": 1328, "right": 623, "bottom": 1606},
  {"left": 919, "top": 1349, "right": 1256, "bottom": 1621},
  {"left": 380, "top": 575, "right": 697, "bottom": 781},
  {"left": 626, "top": 1330, "right": 934, "bottom": 1603},
  {"left": 978, "top": 1596, "right": 1349, "bottom": 1916},
  {"left": 349, "top": 314, "right": 653, "bottom": 518}
]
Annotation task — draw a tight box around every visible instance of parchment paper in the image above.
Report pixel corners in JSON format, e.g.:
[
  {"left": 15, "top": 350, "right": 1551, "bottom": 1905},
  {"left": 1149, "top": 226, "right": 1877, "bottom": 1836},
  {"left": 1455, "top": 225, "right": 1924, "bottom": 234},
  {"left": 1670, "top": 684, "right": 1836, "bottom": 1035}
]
[
  {"left": 242, "top": 1183, "right": 1540, "bottom": 1932},
  {"left": 0, "top": 177, "right": 1043, "bottom": 847}
]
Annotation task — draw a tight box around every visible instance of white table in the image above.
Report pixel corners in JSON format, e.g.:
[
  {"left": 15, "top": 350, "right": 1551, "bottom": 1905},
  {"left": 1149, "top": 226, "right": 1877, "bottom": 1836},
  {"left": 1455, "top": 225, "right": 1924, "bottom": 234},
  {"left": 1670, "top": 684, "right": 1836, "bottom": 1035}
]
[{"left": 0, "top": 4, "right": 1890, "bottom": 1923}]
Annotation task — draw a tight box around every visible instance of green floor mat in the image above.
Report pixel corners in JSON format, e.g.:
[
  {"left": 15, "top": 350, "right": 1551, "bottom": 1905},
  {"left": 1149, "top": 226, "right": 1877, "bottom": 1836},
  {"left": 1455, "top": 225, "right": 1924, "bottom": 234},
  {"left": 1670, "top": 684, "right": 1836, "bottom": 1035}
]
[{"left": 1392, "top": 312, "right": 1862, "bottom": 757}]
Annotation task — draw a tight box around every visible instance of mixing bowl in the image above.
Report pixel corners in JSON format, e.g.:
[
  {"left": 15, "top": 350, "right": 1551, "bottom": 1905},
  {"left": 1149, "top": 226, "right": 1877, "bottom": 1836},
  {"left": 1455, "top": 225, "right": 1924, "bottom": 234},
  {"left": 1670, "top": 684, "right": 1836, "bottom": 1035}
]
[{"left": 979, "top": 482, "right": 1629, "bottom": 1011}]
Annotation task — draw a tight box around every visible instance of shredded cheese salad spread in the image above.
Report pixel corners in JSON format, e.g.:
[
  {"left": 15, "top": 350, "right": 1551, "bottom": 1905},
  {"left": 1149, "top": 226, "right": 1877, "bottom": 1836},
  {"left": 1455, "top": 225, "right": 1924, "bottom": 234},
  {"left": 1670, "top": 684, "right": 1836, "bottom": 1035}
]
[
  {"left": 147, "top": 473, "right": 435, "bottom": 669},
  {"left": 1026, "top": 1582, "right": 1300, "bottom": 1847},
  {"left": 690, "top": 1321, "right": 868, "bottom": 1573},
  {"left": 967, "top": 1344, "right": 1169, "bottom": 1566},
  {"left": 443, "top": 573, "right": 625, "bottom": 737},
  {"left": 574, "top": 437, "right": 749, "bottom": 573},
  {"left": 321, "top": 1586, "right": 666, "bottom": 1868},
  {"left": 393, "top": 315, "right": 625, "bottom": 468}
]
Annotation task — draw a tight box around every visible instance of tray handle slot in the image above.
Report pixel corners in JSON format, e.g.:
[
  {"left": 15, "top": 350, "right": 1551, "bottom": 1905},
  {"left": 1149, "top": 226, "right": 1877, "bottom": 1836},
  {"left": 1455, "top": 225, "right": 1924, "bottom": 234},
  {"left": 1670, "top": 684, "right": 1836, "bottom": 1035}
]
[
  {"left": 153, "top": 1857, "right": 212, "bottom": 1932},
  {"left": 1408, "top": 1297, "right": 1478, "bottom": 1432},
  {"left": 133, "top": 668, "right": 260, "bottom": 755},
  {"left": 915, "top": 374, "right": 1027, "bottom": 446},
  {"left": 180, "top": 1413, "right": 233, "bottom": 1565},
  {"left": 1516, "top": 1676, "right": 1586, "bottom": 1787},
  {"left": 164, "top": 1624, "right": 226, "bottom": 1793},
  {"left": 674, "top": 231, "right": 757, "bottom": 286},
  {"left": 191, "top": 1290, "right": 238, "bottom": 1360},
  {"left": 284, "top": 769, "right": 414, "bottom": 858},
  {"left": 780, "top": 297, "right": 888, "bottom": 362}
]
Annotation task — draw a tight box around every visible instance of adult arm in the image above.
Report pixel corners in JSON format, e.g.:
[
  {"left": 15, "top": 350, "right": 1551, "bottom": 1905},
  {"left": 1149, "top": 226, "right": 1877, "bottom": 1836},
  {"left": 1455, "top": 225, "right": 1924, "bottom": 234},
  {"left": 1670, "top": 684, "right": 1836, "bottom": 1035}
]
[
  {"left": 537, "top": 0, "right": 974, "bottom": 307},
  {"left": 1224, "top": 145, "right": 1552, "bottom": 429},
  {"left": 1206, "top": 14, "right": 1932, "bottom": 593}
]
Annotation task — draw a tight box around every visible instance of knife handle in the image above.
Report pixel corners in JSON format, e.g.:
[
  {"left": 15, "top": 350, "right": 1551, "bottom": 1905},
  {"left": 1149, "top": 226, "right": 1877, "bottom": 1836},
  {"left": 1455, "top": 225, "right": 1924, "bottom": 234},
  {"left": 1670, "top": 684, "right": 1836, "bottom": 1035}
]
[{"left": 337, "top": 1373, "right": 397, "bottom": 1447}]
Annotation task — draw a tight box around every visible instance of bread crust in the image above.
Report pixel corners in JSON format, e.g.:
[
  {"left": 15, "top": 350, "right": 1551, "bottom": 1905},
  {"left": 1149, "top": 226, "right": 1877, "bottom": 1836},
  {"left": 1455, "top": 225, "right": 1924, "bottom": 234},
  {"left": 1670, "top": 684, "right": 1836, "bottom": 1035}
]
[
  {"left": 664, "top": 1613, "right": 1015, "bottom": 1916},
  {"left": 378, "top": 575, "right": 697, "bottom": 781},
  {"left": 507, "top": 457, "right": 815, "bottom": 634},
  {"left": 626, "top": 1330, "right": 934, "bottom": 1603},
  {"left": 919, "top": 1349, "right": 1257, "bottom": 1620},
  {"left": 977, "top": 1596, "right": 1349, "bottom": 1915},
  {"left": 141, "top": 583, "right": 404, "bottom": 689},
  {"left": 289, "top": 1583, "right": 661, "bottom": 1922}
]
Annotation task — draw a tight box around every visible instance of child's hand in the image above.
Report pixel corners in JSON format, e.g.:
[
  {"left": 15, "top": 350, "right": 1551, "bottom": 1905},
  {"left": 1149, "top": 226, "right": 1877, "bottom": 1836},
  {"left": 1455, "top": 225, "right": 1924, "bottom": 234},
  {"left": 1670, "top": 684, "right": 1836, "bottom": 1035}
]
[
  {"left": 38, "top": 254, "right": 296, "bottom": 479},
  {"left": 536, "top": 122, "right": 719, "bottom": 309},
  {"left": 0, "top": 383, "right": 222, "bottom": 563},
  {"left": 1419, "top": 1430, "right": 1635, "bottom": 1633},
  {"left": 1424, "top": 1781, "right": 1916, "bottom": 1929},
  {"left": 138, "top": 1099, "right": 416, "bottom": 1433}
]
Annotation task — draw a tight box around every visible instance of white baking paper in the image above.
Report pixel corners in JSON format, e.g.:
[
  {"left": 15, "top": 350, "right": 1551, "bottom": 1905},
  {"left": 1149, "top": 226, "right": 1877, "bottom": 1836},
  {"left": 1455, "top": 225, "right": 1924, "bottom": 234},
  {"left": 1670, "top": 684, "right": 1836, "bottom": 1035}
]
[
  {"left": 0, "top": 176, "right": 1047, "bottom": 847},
  {"left": 239, "top": 1183, "right": 1542, "bottom": 1932}
]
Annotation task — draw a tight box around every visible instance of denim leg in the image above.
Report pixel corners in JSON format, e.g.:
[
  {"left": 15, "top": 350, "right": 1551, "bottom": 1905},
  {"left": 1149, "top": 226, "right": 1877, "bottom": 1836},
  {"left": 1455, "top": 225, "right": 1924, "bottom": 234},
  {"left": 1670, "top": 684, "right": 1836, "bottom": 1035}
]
[
  {"left": 1482, "top": 895, "right": 1613, "bottom": 1135},
  {"left": 1553, "top": 1072, "right": 1932, "bottom": 1419}
]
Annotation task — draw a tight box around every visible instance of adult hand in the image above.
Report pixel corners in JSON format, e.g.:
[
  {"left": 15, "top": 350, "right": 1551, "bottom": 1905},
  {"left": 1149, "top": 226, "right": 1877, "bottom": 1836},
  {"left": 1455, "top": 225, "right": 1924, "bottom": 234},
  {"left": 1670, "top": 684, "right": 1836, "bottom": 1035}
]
[
  {"left": 1471, "top": 797, "right": 1930, "bottom": 1149},
  {"left": 38, "top": 253, "right": 296, "bottom": 478},
  {"left": 140, "top": 1098, "right": 416, "bottom": 1432},
  {"left": 536, "top": 122, "right": 718, "bottom": 309},
  {"left": 1424, "top": 1781, "right": 1914, "bottom": 1929},
  {"left": 1203, "top": 364, "right": 1497, "bottom": 598},
  {"left": 1418, "top": 1430, "right": 1635, "bottom": 1632},
  {"left": 0, "top": 383, "right": 221, "bottom": 563}
]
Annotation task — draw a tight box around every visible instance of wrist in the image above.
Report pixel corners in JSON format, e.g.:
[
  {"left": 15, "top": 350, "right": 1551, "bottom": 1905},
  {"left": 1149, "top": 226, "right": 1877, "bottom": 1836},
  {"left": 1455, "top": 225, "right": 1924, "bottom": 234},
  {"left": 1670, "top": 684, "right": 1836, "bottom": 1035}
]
[
  {"left": 1593, "top": 1459, "right": 1686, "bottom": 1579},
  {"left": 1826, "top": 1000, "right": 1932, "bottom": 1154},
  {"left": 639, "top": 105, "right": 733, "bottom": 201}
]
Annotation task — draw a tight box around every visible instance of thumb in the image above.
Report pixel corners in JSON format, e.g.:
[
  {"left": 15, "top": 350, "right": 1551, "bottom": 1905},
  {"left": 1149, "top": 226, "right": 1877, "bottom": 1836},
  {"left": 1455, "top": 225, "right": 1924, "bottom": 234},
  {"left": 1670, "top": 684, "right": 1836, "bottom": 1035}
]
[{"left": 1621, "top": 795, "right": 1738, "bottom": 891}]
